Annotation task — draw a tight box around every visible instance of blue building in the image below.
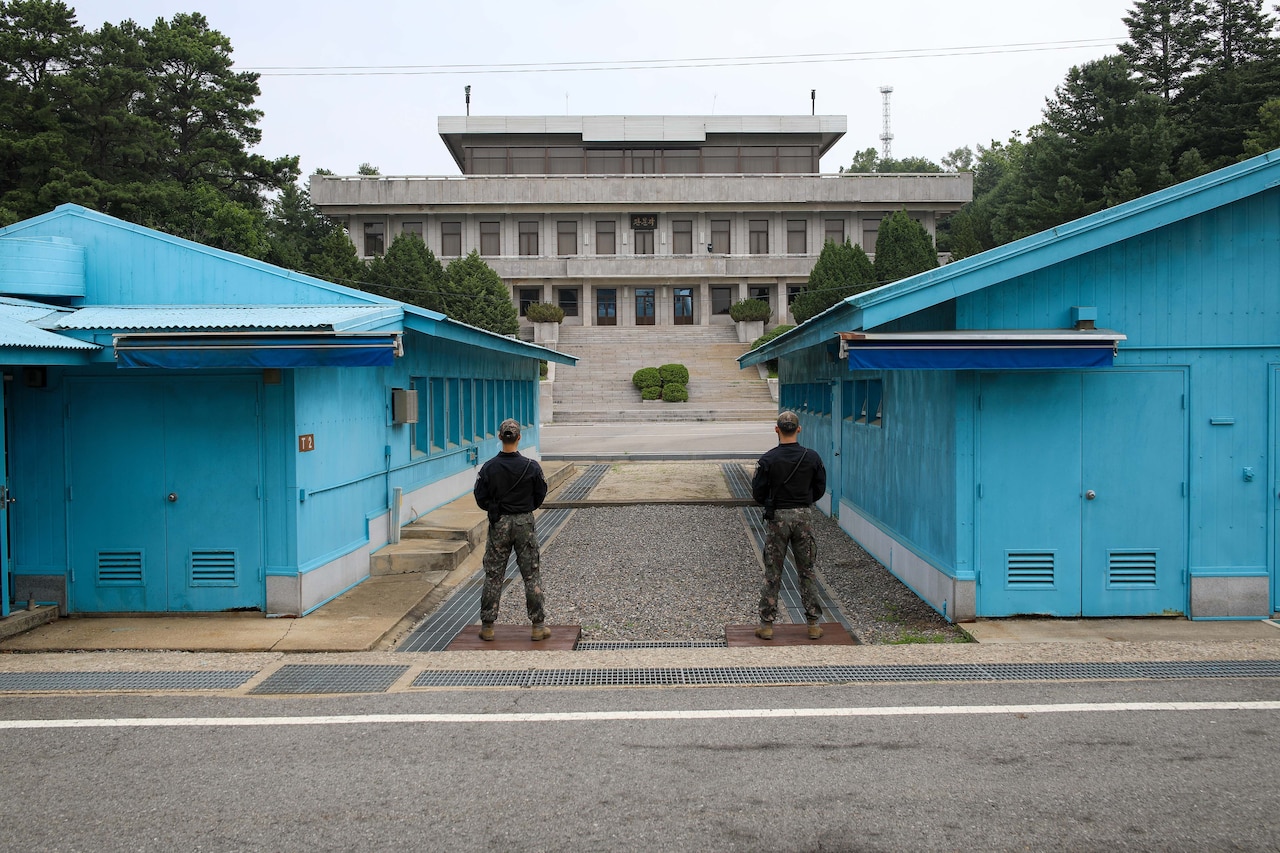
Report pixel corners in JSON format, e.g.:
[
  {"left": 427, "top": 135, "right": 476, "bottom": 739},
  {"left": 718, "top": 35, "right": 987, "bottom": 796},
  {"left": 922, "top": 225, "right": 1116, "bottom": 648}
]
[
  {"left": 0, "top": 205, "right": 574, "bottom": 617},
  {"left": 742, "top": 150, "right": 1280, "bottom": 622}
]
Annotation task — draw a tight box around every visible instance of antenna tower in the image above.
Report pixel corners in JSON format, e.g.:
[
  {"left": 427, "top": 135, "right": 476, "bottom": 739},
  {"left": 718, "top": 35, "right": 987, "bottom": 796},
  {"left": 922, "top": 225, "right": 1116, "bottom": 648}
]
[{"left": 879, "top": 86, "right": 894, "bottom": 160}]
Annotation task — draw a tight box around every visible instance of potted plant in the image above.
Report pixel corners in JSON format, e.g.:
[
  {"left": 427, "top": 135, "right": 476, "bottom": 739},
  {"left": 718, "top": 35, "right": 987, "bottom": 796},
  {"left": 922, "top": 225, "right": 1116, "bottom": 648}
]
[
  {"left": 729, "top": 298, "right": 771, "bottom": 343},
  {"left": 525, "top": 302, "right": 565, "bottom": 345}
]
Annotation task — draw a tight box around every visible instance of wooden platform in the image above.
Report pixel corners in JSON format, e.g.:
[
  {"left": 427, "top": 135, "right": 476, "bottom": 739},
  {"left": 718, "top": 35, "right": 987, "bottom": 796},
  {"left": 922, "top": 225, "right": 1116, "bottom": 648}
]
[
  {"left": 445, "top": 623, "right": 582, "bottom": 651},
  {"left": 725, "top": 622, "right": 859, "bottom": 646}
]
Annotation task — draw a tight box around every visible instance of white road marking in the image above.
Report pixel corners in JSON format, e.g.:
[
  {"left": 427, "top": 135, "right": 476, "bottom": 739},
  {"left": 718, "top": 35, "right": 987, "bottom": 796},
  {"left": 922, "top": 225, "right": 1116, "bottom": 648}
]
[{"left": 0, "top": 701, "right": 1277, "bottom": 730}]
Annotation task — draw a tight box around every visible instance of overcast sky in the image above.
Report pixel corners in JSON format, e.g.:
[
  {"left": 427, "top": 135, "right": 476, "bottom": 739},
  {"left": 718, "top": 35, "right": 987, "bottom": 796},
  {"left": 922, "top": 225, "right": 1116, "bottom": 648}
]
[{"left": 65, "top": 0, "right": 1136, "bottom": 177}]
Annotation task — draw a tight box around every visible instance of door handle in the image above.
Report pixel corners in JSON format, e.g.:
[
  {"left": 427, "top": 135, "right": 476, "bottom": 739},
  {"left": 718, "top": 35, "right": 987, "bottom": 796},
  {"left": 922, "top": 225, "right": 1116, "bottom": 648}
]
[
  {"left": 167, "top": 492, "right": 178, "bottom": 503},
  {"left": 1085, "top": 490, "right": 1097, "bottom": 501},
  {"left": 0, "top": 485, "right": 14, "bottom": 509}
]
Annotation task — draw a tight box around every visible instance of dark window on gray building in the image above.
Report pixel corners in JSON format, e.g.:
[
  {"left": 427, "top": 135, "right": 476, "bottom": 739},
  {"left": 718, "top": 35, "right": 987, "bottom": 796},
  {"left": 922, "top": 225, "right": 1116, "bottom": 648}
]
[
  {"left": 364, "top": 222, "right": 385, "bottom": 256},
  {"left": 518, "top": 288, "right": 540, "bottom": 316},
  {"left": 711, "top": 219, "right": 730, "bottom": 253},
  {"left": 634, "top": 230, "right": 654, "bottom": 255},
  {"left": 557, "top": 221, "right": 577, "bottom": 256},
  {"left": 441, "top": 221, "right": 462, "bottom": 256},
  {"left": 480, "top": 221, "right": 500, "bottom": 256},
  {"left": 825, "top": 219, "right": 845, "bottom": 246},
  {"left": 787, "top": 220, "right": 806, "bottom": 254},
  {"left": 596, "top": 220, "right": 616, "bottom": 254},
  {"left": 519, "top": 221, "right": 539, "bottom": 256},
  {"left": 673, "top": 220, "right": 693, "bottom": 254},
  {"left": 749, "top": 220, "right": 769, "bottom": 254}
]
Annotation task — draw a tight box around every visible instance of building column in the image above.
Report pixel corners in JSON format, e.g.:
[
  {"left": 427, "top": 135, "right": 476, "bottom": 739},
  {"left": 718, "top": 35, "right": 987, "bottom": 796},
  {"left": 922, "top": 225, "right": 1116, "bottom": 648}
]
[
  {"left": 583, "top": 284, "right": 593, "bottom": 327},
  {"left": 699, "top": 281, "right": 710, "bottom": 325}
]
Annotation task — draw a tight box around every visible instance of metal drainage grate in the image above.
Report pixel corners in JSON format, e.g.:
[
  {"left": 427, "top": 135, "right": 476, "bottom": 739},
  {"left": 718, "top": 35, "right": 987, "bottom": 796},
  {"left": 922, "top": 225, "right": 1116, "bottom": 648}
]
[
  {"left": 0, "top": 671, "right": 256, "bottom": 692},
  {"left": 250, "top": 664, "right": 409, "bottom": 695},
  {"left": 409, "top": 659, "right": 1280, "bottom": 689},
  {"left": 556, "top": 464, "right": 611, "bottom": 501},
  {"left": 575, "top": 640, "right": 728, "bottom": 651}
]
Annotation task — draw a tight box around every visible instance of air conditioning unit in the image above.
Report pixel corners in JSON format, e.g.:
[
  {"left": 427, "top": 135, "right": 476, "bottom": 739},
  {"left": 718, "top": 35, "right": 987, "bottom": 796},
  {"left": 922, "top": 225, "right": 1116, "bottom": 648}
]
[{"left": 391, "top": 388, "right": 418, "bottom": 424}]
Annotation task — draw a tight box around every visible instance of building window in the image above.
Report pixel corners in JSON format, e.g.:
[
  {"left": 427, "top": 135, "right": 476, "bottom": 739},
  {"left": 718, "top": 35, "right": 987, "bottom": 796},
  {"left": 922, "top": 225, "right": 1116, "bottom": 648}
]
[
  {"left": 470, "top": 148, "right": 507, "bottom": 175},
  {"left": 711, "top": 286, "right": 734, "bottom": 315},
  {"left": 518, "top": 288, "right": 540, "bottom": 316},
  {"left": 787, "top": 285, "right": 803, "bottom": 308},
  {"left": 741, "top": 147, "right": 775, "bottom": 172},
  {"left": 441, "top": 221, "right": 462, "bottom": 256},
  {"left": 557, "top": 221, "right": 577, "bottom": 256},
  {"left": 557, "top": 288, "right": 579, "bottom": 317},
  {"left": 672, "top": 220, "right": 693, "bottom": 254},
  {"left": 710, "top": 219, "right": 730, "bottom": 253},
  {"left": 586, "top": 150, "right": 624, "bottom": 174},
  {"left": 825, "top": 219, "right": 845, "bottom": 246},
  {"left": 787, "top": 220, "right": 806, "bottom": 254},
  {"left": 749, "top": 220, "right": 769, "bottom": 255},
  {"left": 519, "top": 221, "right": 539, "bottom": 256},
  {"left": 749, "top": 285, "right": 771, "bottom": 311},
  {"left": 363, "top": 222, "right": 385, "bottom": 257},
  {"left": 628, "top": 149, "right": 657, "bottom": 173},
  {"left": 634, "top": 230, "right": 654, "bottom": 255},
  {"left": 596, "top": 220, "right": 616, "bottom": 254},
  {"left": 862, "top": 216, "right": 882, "bottom": 253},
  {"left": 480, "top": 221, "right": 500, "bottom": 256},
  {"left": 402, "top": 221, "right": 423, "bottom": 239},
  {"left": 548, "top": 147, "right": 584, "bottom": 174},
  {"left": 511, "top": 147, "right": 544, "bottom": 173},
  {"left": 853, "top": 379, "right": 884, "bottom": 427}
]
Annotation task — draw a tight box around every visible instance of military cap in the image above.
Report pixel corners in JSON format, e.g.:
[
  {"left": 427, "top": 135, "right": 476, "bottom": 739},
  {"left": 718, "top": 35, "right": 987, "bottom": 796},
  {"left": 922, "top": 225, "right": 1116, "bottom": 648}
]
[{"left": 499, "top": 418, "right": 522, "bottom": 440}]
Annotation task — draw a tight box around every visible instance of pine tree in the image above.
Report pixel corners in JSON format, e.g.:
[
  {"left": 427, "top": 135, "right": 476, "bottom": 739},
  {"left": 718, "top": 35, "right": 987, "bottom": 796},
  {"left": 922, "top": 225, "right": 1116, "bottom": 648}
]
[
  {"left": 1119, "top": 0, "right": 1210, "bottom": 100},
  {"left": 445, "top": 251, "right": 519, "bottom": 336},
  {"left": 873, "top": 210, "right": 939, "bottom": 283},
  {"left": 790, "top": 239, "right": 875, "bottom": 324}
]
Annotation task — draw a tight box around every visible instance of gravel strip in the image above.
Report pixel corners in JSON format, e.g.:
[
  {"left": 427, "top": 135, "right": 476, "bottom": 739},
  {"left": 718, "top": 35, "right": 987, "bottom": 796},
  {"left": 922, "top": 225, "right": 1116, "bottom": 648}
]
[{"left": 495, "top": 503, "right": 969, "bottom": 645}]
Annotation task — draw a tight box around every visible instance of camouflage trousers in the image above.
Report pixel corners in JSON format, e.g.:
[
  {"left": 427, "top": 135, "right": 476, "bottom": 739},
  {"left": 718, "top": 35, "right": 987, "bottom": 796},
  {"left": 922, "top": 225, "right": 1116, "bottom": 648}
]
[
  {"left": 759, "top": 506, "right": 823, "bottom": 624},
  {"left": 480, "top": 512, "right": 545, "bottom": 625}
]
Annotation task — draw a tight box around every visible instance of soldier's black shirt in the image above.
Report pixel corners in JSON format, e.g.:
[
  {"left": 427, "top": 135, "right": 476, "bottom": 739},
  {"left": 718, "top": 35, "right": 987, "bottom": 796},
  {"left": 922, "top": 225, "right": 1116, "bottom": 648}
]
[
  {"left": 474, "top": 451, "right": 548, "bottom": 515},
  {"left": 752, "top": 442, "right": 826, "bottom": 509}
]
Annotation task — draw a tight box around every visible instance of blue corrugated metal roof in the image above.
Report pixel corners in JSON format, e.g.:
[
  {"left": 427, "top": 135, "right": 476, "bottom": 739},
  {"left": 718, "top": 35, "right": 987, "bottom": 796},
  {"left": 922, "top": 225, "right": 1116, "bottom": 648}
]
[
  {"left": 57, "top": 305, "right": 402, "bottom": 332},
  {"left": 740, "top": 147, "right": 1280, "bottom": 368},
  {"left": 0, "top": 305, "right": 98, "bottom": 350}
]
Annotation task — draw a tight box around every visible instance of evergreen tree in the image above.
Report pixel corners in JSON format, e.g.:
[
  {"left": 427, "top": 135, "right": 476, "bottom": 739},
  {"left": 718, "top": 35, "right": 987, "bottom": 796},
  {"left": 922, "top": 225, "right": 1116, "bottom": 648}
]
[
  {"left": 790, "top": 239, "right": 875, "bottom": 324},
  {"left": 873, "top": 210, "right": 939, "bottom": 283},
  {"left": 1201, "top": 0, "right": 1277, "bottom": 70},
  {"left": 365, "top": 233, "right": 449, "bottom": 312},
  {"left": 1120, "top": 0, "right": 1210, "bottom": 101},
  {"left": 445, "top": 251, "right": 519, "bottom": 336}
]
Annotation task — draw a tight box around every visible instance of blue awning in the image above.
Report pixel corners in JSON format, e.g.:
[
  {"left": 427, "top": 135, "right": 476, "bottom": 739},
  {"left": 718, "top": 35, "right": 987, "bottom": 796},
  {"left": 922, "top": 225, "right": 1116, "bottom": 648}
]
[
  {"left": 114, "top": 333, "right": 401, "bottom": 368},
  {"left": 839, "top": 329, "right": 1125, "bottom": 371}
]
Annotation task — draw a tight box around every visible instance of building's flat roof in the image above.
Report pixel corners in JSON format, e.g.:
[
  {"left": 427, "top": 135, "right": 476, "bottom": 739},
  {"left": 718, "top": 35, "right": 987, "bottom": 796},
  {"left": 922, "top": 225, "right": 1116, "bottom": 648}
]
[{"left": 438, "top": 115, "right": 847, "bottom": 171}]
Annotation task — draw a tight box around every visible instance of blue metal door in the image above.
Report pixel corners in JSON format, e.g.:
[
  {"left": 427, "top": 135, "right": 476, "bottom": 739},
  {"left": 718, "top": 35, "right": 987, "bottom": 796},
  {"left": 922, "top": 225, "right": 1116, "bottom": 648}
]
[
  {"left": 978, "top": 372, "right": 1083, "bottom": 615},
  {"left": 978, "top": 371, "right": 1187, "bottom": 616},
  {"left": 68, "top": 381, "right": 167, "bottom": 612},
  {"left": 1080, "top": 370, "right": 1186, "bottom": 616},
  {"left": 0, "top": 380, "right": 10, "bottom": 617},
  {"left": 68, "top": 378, "right": 263, "bottom": 612}
]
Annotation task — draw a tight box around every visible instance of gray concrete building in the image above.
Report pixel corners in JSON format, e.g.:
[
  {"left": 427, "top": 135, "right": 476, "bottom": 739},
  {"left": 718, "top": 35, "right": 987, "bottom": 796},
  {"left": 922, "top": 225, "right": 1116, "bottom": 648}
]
[{"left": 310, "top": 115, "right": 973, "bottom": 330}]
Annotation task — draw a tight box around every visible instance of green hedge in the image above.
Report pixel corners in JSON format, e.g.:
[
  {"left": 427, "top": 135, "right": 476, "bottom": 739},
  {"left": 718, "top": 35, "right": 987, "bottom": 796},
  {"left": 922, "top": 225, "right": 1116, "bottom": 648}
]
[
  {"left": 632, "top": 367, "right": 662, "bottom": 390},
  {"left": 641, "top": 385, "right": 663, "bottom": 400},
  {"left": 525, "top": 302, "right": 565, "bottom": 323},
  {"left": 751, "top": 324, "right": 794, "bottom": 374},
  {"left": 728, "top": 298, "right": 771, "bottom": 322},
  {"left": 658, "top": 363, "right": 690, "bottom": 385},
  {"left": 661, "top": 383, "right": 688, "bottom": 402}
]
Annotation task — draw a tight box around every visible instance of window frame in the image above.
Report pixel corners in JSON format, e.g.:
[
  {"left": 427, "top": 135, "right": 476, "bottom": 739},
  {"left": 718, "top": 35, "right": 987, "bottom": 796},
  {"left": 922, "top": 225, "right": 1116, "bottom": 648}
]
[
  {"left": 595, "top": 220, "right": 616, "bottom": 255},
  {"left": 441, "top": 221, "right": 462, "bottom": 256},
  {"left": 749, "top": 219, "right": 769, "bottom": 255},
  {"left": 479, "top": 221, "right": 500, "bottom": 256},
  {"left": 556, "top": 220, "right": 578, "bottom": 256},
  {"left": 518, "top": 221, "right": 539, "bottom": 256}
]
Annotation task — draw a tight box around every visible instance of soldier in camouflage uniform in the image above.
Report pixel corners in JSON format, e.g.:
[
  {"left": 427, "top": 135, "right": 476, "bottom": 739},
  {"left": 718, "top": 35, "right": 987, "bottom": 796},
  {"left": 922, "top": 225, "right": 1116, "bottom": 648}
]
[
  {"left": 473, "top": 418, "right": 550, "bottom": 641},
  {"left": 751, "top": 411, "right": 827, "bottom": 640}
]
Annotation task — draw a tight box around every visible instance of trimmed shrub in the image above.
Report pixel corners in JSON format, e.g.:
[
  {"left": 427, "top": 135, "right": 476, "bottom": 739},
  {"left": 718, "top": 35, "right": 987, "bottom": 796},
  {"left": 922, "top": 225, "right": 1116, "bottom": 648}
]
[
  {"left": 658, "top": 363, "right": 689, "bottom": 385},
  {"left": 641, "top": 385, "right": 663, "bottom": 400},
  {"left": 525, "top": 302, "right": 565, "bottom": 323},
  {"left": 662, "top": 383, "right": 689, "bottom": 402},
  {"left": 728, "top": 298, "right": 771, "bottom": 323},
  {"left": 539, "top": 360, "right": 548, "bottom": 380},
  {"left": 632, "top": 367, "right": 662, "bottom": 390},
  {"left": 751, "top": 324, "right": 794, "bottom": 374}
]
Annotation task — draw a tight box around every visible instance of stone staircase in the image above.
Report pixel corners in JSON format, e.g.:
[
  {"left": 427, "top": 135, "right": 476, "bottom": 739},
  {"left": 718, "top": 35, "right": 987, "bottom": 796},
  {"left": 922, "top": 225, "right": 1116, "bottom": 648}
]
[
  {"left": 369, "top": 462, "right": 576, "bottom": 576},
  {"left": 550, "top": 324, "right": 777, "bottom": 422}
]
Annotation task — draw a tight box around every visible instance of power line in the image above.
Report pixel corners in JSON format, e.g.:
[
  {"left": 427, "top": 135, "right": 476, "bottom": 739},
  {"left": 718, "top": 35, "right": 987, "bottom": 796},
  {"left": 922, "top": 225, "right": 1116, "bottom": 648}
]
[{"left": 244, "top": 38, "right": 1122, "bottom": 77}]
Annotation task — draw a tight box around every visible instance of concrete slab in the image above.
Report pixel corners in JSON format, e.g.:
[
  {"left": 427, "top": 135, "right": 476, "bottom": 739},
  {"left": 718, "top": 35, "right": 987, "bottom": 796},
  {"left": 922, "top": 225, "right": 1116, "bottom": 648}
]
[
  {"left": 962, "top": 617, "right": 1280, "bottom": 644},
  {"left": 445, "top": 623, "right": 581, "bottom": 651},
  {"left": 725, "top": 623, "right": 858, "bottom": 646}
]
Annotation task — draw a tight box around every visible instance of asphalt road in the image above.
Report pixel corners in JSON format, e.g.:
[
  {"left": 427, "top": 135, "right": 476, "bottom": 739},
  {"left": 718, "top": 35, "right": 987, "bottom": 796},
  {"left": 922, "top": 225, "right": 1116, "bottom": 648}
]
[{"left": 2, "top": 678, "right": 1277, "bottom": 852}]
